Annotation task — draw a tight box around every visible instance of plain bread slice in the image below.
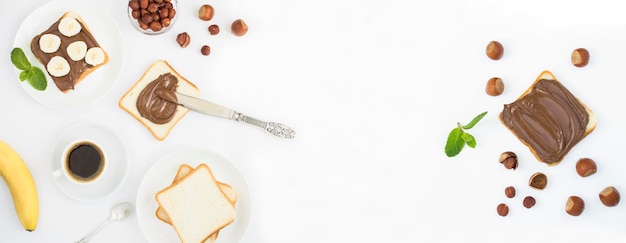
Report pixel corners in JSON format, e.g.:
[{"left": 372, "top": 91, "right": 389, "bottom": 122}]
[{"left": 156, "top": 164, "right": 236, "bottom": 243}]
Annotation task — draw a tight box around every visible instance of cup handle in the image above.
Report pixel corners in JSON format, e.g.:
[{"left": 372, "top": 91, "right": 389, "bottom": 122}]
[{"left": 52, "top": 169, "right": 64, "bottom": 178}]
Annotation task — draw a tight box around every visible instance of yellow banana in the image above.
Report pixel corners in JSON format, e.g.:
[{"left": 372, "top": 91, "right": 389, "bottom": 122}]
[{"left": 0, "top": 140, "right": 39, "bottom": 231}]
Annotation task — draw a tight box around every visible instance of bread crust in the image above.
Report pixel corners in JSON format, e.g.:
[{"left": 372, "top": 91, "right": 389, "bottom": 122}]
[
  {"left": 499, "top": 70, "right": 596, "bottom": 165},
  {"left": 119, "top": 60, "right": 199, "bottom": 140}
]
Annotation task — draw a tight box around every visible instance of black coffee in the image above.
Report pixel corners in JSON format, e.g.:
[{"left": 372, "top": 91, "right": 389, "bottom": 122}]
[{"left": 65, "top": 141, "right": 105, "bottom": 182}]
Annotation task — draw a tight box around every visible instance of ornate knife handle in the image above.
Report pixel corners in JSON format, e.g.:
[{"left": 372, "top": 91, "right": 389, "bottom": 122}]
[{"left": 232, "top": 112, "right": 295, "bottom": 138}]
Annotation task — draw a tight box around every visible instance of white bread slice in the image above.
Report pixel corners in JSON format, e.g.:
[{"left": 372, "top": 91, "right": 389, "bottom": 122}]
[
  {"left": 499, "top": 70, "right": 596, "bottom": 165},
  {"left": 156, "top": 164, "right": 238, "bottom": 223},
  {"left": 30, "top": 11, "right": 109, "bottom": 93},
  {"left": 119, "top": 60, "right": 199, "bottom": 141},
  {"left": 155, "top": 163, "right": 234, "bottom": 243},
  {"left": 156, "top": 164, "right": 236, "bottom": 243}
]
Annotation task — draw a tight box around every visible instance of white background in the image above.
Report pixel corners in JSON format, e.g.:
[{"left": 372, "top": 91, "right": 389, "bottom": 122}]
[{"left": 4, "top": 0, "right": 626, "bottom": 242}]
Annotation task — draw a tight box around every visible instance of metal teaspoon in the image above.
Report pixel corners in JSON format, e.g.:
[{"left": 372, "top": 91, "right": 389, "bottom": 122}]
[{"left": 75, "top": 202, "right": 133, "bottom": 243}]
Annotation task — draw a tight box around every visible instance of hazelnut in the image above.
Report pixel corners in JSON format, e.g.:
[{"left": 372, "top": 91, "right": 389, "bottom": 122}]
[
  {"left": 565, "top": 196, "right": 585, "bottom": 216},
  {"left": 486, "top": 77, "right": 504, "bottom": 96},
  {"left": 528, "top": 172, "right": 547, "bottom": 190},
  {"left": 504, "top": 186, "right": 515, "bottom": 198},
  {"left": 129, "top": 0, "right": 140, "bottom": 10},
  {"left": 176, "top": 32, "right": 190, "bottom": 48},
  {"left": 208, "top": 24, "right": 220, "bottom": 35},
  {"left": 523, "top": 196, "right": 536, "bottom": 208},
  {"left": 141, "top": 14, "right": 153, "bottom": 24},
  {"left": 496, "top": 203, "right": 509, "bottom": 217},
  {"left": 139, "top": 0, "right": 149, "bottom": 9},
  {"left": 486, "top": 40, "right": 503, "bottom": 60},
  {"left": 499, "top": 151, "right": 517, "bottom": 170},
  {"left": 575, "top": 158, "right": 597, "bottom": 177},
  {"left": 599, "top": 186, "right": 620, "bottom": 207},
  {"left": 147, "top": 2, "right": 159, "bottom": 13},
  {"left": 198, "top": 4, "right": 214, "bottom": 21},
  {"left": 201, "top": 45, "right": 211, "bottom": 56},
  {"left": 139, "top": 21, "right": 149, "bottom": 30},
  {"left": 231, "top": 19, "right": 248, "bottom": 37},
  {"left": 149, "top": 21, "right": 162, "bottom": 32},
  {"left": 131, "top": 10, "right": 141, "bottom": 19},
  {"left": 161, "top": 18, "right": 171, "bottom": 28},
  {"left": 168, "top": 8, "right": 176, "bottom": 19},
  {"left": 571, "top": 48, "right": 589, "bottom": 68}
]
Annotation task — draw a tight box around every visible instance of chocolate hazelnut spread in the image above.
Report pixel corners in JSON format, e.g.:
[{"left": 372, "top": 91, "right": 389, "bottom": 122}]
[
  {"left": 500, "top": 79, "right": 589, "bottom": 164},
  {"left": 137, "top": 73, "right": 178, "bottom": 124},
  {"left": 31, "top": 18, "right": 102, "bottom": 92}
]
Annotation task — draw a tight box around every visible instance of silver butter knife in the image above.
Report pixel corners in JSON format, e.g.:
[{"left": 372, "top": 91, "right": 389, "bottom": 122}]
[{"left": 156, "top": 89, "right": 295, "bottom": 138}]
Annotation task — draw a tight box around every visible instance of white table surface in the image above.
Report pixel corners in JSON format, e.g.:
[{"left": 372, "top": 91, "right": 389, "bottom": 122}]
[{"left": 4, "top": 0, "right": 626, "bottom": 242}]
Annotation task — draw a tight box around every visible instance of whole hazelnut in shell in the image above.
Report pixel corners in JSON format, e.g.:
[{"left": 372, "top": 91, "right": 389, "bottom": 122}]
[
  {"left": 575, "top": 158, "right": 597, "bottom": 177},
  {"left": 599, "top": 186, "right": 620, "bottom": 207},
  {"left": 566, "top": 196, "right": 585, "bottom": 216}
]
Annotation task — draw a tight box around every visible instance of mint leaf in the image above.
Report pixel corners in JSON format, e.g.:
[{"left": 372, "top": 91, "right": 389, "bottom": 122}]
[
  {"left": 461, "top": 133, "right": 476, "bottom": 148},
  {"left": 462, "top": 111, "right": 487, "bottom": 129},
  {"left": 445, "top": 127, "right": 465, "bottom": 157},
  {"left": 27, "top": 67, "right": 47, "bottom": 91},
  {"left": 445, "top": 111, "right": 487, "bottom": 157},
  {"left": 11, "top": 47, "right": 47, "bottom": 91},
  {"left": 19, "top": 70, "right": 30, "bottom": 81},
  {"left": 11, "top": 48, "right": 31, "bottom": 71}
]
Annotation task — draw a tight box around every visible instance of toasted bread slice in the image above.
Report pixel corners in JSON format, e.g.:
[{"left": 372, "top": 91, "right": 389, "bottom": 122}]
[
  {"left": 119, "top": 60, "right": 199, "bottom": 141},
  {"left": 30, "top": 11, "right": 109, "bottom": 93},
  {"left": 156, "top": 164, "right": 236, "bottom": 243},
  {"left": 499, "top": 70, "right": 596, "bottom": 165}
]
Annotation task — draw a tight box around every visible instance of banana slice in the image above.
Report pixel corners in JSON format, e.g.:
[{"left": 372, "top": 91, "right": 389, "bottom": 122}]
[
  {"left": 38, "top": 34, "right": 61, "bottom": 53},
  {"left": 58, "top": 17, "right": 81, "bottom": 37},
  {"left": 67, "top": 41, "right": 87, "bottom": 61},
  {"left": 85, "top": 47, "right": 105, "bottom": 66},
  {"left": 47, "top": 56, "right": 71, "bottom": 77}
]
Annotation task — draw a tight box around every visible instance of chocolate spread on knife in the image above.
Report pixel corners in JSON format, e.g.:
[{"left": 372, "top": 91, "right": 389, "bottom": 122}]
[
  {"left": 137, "top": 73, "right": 178, "bottom": 124},
  {"left": 30, "top": 17, "right": 102, "bottom": 92},
  {"left": 500, "top": 79, "right": 589, "bottom": 164}
]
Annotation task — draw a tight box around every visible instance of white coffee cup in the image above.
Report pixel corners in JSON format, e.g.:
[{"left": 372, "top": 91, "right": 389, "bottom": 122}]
[{"left": 54, "top": 140, "right": 107, "bottom": 184}]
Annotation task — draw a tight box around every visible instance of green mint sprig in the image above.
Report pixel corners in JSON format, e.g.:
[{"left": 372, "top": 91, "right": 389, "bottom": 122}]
[
  {"left": 11, "top": 48, "right": 47, "bottom": 91},
  {"left": 445, "top": 111, "right": 487, "bottom": 157}
]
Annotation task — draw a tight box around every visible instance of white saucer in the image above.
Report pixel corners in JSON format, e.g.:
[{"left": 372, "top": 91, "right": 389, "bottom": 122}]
[{"left": 51, "top": 122, "right": 129, "bottom": 201}]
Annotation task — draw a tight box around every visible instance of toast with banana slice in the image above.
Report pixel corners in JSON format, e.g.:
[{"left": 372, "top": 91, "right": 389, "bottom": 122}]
[
  {"left": 30, "top": 11, "right": 109, "bottom": 93},
  {"left": 499, "top": 70, "right": 596, "bottom": 165}
]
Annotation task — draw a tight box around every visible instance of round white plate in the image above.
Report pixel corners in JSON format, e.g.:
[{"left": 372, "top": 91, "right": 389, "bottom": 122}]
[
  {"left": 136, "top": 148, "right": 251, "bottom": 243},
  {"left": 51, "top": 122, "right": 129, "bottom": 201},
  {"left": 12, "top": 0, "right": 124, "bottom": 109}
]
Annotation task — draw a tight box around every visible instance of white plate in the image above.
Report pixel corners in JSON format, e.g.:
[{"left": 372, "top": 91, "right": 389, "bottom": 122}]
[
  {"left": 51, "top": 122, "right": 129, "bottom": 201},
  {"left": 12, "top": 0, "right": 124, "bottom": 109},
  {"left": 136, "top": 148, "right": 251, "bottom": 243}
]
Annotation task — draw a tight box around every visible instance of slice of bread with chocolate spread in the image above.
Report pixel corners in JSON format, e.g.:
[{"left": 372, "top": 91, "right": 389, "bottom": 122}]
[
  {"left": 30, "top": 11, "right": 109, "bottom": 93},
  {"left": 119, "top": 60, "right": 199, "bottom": 141},
  {"left": 499, "top": 70, "right": 596, "bottom": 165}
]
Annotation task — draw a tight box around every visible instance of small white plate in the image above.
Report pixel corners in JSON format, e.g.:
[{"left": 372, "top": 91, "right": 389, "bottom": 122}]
[
  {"left": 12, "top": 0, "right": 124, "bottom": 109},
  {"left": 136, "top": 148, "right": 251, "bottom": 243},
  {"left": 51, "top": 122, "right": 129, "bottom": 201}
]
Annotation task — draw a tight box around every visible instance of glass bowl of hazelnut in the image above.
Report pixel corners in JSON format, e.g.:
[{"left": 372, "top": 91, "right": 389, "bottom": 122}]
[{"left": 128, "top": 0, "right": 178, "bottom": 35}]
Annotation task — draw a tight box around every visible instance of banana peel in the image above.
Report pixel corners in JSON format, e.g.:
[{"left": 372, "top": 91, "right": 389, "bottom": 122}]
[{"left": 0, "top": 140, "right": 39, "bottom": 231}]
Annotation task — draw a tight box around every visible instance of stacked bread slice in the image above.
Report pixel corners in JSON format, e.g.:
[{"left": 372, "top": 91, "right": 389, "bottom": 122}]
[{"left": 156, "top": 163, "right": 237, "bottom": 243}]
